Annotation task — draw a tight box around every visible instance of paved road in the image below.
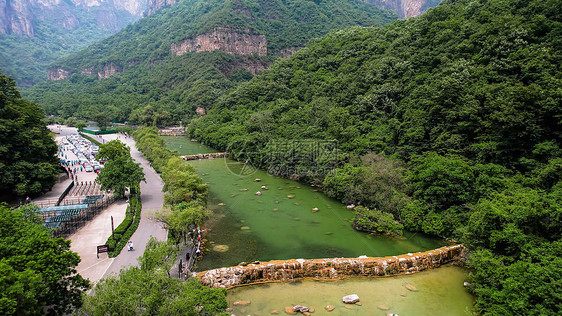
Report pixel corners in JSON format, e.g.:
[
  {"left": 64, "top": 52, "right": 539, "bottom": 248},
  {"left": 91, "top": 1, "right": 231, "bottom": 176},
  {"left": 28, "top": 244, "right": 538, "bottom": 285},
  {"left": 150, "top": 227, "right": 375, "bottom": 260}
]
[{"left": 101, "top": 133, "right": 167, "bottom": 277}]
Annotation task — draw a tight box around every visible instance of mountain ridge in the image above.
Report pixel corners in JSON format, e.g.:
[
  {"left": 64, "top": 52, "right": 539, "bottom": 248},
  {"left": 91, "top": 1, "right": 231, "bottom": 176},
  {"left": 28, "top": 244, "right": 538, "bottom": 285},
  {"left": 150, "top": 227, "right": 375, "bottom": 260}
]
[{"left": 26, "top": 0, "right": 398, "bottom": 123}]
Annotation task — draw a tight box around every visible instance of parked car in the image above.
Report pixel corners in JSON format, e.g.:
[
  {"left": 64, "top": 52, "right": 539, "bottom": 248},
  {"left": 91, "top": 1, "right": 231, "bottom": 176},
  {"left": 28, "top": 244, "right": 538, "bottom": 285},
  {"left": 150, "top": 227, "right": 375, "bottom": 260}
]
[{"left": 84, "top": 164, "right": 94, "bottom": 172}]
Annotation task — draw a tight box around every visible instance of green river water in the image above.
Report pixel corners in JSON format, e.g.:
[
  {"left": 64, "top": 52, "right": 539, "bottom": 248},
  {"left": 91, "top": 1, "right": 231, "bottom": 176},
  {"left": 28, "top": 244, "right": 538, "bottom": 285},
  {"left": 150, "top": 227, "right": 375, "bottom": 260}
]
[{"left": 164, "top": 136, "right": 475, "bottom": 315}]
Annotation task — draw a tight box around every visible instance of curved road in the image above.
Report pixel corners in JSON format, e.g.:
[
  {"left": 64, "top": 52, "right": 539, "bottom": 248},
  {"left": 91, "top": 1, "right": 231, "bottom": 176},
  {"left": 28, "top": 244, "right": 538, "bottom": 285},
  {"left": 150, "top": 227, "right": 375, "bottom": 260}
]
[{"left": 100, "top": 133, "right": 167, "bottom": 277}]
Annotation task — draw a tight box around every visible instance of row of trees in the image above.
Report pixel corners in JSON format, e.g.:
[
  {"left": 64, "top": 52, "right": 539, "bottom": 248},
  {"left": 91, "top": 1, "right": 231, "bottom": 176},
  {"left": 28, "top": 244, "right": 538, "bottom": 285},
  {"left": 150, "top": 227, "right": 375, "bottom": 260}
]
[{"left": 133, "top": 127, "right": 210, "bottom": 243}]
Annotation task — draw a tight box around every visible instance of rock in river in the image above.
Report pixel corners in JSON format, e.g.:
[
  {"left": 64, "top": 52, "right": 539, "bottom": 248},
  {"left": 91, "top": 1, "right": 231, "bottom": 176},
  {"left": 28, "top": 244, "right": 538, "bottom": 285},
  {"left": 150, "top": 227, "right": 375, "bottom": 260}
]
[
  {"left": 284, "top": 306, "right": 297, "bottom": 315},
  {"left": 293, "top": 305, "right": 309, "bottom": 313},
  {"left": 342, "top": 294, "right": 360, "bottom": 304},
  {"left": 405, "top": 284, "right": 418, "bottom": 292}
]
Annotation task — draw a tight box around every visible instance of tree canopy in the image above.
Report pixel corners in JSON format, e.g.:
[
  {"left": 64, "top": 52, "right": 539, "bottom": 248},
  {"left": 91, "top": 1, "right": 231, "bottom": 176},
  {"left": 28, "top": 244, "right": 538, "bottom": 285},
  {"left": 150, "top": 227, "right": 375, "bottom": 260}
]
[
  {"left": 97, "top": 139, "right": 131, "bottom": 162},
  {"left": 0, "top": 204, "right": 89, "bottom": 315},
  {"left": 82, "top": 238, "right": 227, "bottom": 315},
  {"left": 0, "top": 70, "right": 59, "bottom": 200},
  {"left": 96, "top": 154, "right": 145, "bottom": 197}
]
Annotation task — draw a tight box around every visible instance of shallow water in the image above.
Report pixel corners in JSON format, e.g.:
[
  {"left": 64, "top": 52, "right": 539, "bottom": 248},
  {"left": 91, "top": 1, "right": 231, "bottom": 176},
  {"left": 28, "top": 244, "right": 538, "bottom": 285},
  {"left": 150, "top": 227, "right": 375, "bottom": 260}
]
[
  {"left": 227, "top": 265, "right": 475, "bottom": 315},
  {"left": 165, "top": 137, "right": 445, "bottom": 271},
  {"left": 163, "top": 136, "right": 216, "bottom": 155}
]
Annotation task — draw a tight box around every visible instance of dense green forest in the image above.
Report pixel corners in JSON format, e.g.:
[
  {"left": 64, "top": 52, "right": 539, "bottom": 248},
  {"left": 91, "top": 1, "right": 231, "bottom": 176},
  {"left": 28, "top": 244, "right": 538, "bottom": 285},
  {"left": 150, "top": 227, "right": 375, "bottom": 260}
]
[
  {"left": 187, "top": 0, "right": 562, "bottom": 314},
  {"left": 0, "top": 7, "right": 136, "bottom": 87},
  {"left": 0, "top": 204, "right": 89, "bottom": 315},
  {"left": 0, "top": 71, "right": 59, "bottom": 200},
  {"left": 24, "top": 0, "right": 396, "bottom": 124}
]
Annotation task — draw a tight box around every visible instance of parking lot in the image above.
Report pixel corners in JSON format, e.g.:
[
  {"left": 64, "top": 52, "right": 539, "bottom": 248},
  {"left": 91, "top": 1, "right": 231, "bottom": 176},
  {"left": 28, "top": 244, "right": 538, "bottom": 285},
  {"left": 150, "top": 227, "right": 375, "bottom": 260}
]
[{"left": 57, "top": 133, "right": 103, "bottom": 182}]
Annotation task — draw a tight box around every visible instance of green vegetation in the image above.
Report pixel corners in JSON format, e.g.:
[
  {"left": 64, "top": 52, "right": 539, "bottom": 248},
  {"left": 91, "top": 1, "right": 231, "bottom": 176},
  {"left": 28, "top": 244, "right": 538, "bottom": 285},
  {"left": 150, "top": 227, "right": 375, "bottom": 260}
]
[
  {"left": 0, "top": 71, "right": 59, "bottom": 201},
  {"left": 25, "top": 0, "right": 396, "bottom": 124},
  {"left": 134, "top": 127, "right": 210, "bottom": 244},
  {"left": 353, "top": 206, "right": 403, "bottom": 236},
  {"left": 82, "top": 238, "right": 227, "bottom": 315},
  {"left": 94, "top": 139, "right": 145, "bottom": 255},
  {"left": 95, "top": 140, "right": 145, "bottom": 197},
  {"left": 187, "top": 0, "right": 561, "bottom": 314},
  {"left": 324, "top": 153, "right": 409, "bottom": 216},
  {"left": 0, "top": 204, "right": 89, "bottom": 315},
  {"left": 96, "top": 139, "right": 131, "bottom": 161},
  {"left": 105, "top": 194, "right": 142, "bottom": 256}
]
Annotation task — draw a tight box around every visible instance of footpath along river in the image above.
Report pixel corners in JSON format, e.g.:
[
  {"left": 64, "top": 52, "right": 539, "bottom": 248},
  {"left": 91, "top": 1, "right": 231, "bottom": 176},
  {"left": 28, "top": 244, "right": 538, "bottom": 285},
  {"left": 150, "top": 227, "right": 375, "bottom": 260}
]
[{"left": 164, "top": 136, "right": 475, "bottom": 315}]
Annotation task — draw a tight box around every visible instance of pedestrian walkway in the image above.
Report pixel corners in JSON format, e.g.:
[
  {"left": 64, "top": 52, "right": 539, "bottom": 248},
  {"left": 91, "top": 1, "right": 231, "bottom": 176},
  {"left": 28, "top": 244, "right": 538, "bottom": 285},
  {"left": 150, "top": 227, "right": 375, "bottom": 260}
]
[
  {"left": 68, "top": 198, "right": 128, "bottom": 282},
  {"left": 100, "top": 133, "right": 167, "bottom": 278}
]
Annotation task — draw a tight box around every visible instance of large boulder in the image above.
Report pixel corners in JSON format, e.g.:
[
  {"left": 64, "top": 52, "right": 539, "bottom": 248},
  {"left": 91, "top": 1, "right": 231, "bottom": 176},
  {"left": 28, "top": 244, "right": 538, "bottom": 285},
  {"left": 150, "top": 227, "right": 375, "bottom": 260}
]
[
  {"left": 293, "top": 305, "right": 309, "bottom": 312},
  {"left": 342, "top": 294, "right": 360, "bottom": 304}
]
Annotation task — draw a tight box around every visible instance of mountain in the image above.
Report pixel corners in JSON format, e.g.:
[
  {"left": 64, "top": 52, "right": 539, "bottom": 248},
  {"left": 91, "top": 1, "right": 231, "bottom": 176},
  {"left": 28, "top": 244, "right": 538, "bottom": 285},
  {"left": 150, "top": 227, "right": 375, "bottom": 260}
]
[
  {"left": 0, "top": 0, "right": 148, "bottom": 86},
  {"left": 188, "top": 0, "right": 561, "bottom": 314},
  {"left": 25, "top": 0, "right": 397, "bottom": 123}
]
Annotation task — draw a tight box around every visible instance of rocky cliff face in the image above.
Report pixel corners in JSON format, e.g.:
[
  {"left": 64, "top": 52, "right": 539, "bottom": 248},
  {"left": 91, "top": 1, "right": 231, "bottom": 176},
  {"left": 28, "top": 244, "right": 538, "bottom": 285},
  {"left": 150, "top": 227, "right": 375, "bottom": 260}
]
[
  {"left": 97, "top": 62, "right": 123, "bottom": 79},
  {"left": 48, "top": 62, "right": 125, "bottom": 80},
  {"left": 47, "top": 67, "right": 72, "bottom": 80},
  {"left": 144, "top": 0, "right": 179, "bottom": 16},
  {"left": 0, "top": 0, "right": 148, "bottom": 37},
  {"left": 365, "top": 0, "right": 441, "bottom": 18},
  {"left": 171, "top": 27, "right": 268, "bottom": 57},
  {"left": 0, "top": 0, "right": 35, "bottom": 36},
  {"left": 197, "top": 244, "right": 464, "bottom": 289},
  {"left": 278, "top": 47, "right": 302, "bottom": 58}
]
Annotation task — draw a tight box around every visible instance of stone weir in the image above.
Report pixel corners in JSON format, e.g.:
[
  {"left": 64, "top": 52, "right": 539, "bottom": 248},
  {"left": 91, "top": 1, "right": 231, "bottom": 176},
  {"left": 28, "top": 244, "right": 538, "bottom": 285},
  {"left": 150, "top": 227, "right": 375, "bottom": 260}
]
[
  {"left": 197, "top": 244, "right": 464, "bottom": 289},
  {"left": 181, "top": 153, "right": 229, "bottom": 161}
]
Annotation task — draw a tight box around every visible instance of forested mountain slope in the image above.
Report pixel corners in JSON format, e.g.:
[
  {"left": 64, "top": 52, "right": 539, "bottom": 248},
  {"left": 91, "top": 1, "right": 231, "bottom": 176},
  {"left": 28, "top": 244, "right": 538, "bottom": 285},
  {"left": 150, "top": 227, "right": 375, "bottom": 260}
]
[
  {"left": 24, "top": 0, "right": 396, "bottom": 125},
  {"left": 189, "top": 0, "right": 562, "bottom": 314},
  {"left": 0, "top": 0, "right": 148, "bottom": 86}
]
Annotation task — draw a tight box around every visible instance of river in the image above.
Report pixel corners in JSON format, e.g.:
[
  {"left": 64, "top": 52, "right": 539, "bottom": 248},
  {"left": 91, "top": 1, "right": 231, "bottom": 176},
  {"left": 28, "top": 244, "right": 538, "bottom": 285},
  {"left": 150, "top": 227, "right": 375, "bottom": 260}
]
[{"left": 164, "top": 136, "right": 475, "bottom": 315}]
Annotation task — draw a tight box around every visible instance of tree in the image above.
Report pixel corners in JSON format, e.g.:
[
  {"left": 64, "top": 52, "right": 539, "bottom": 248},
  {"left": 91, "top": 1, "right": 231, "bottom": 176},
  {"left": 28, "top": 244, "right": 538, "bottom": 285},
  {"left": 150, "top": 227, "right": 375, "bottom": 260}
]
[
  {"left": 323, "top": 153, "right": 410, "bottom": 216},
  {"left": 96, "top": 140, "right": 131, "bottom": 162},
  {"left": 353, "top": 206, "right": 403, "bottom": 236},
  {"left": 0, "top": 71, "right": 59, "bottom": 200},
  {"left": 156, "top": 202, "right": 211, "bottom": 244},
  {"left": 161, "top": 157, "right": 208, "bottom": 206},
  {"left": 74, "top": 121, "right": 87, "bottom": 129},
  {"left": 96, "top": 156, "right": 145, "bottom": 197},
  {"left": 0, "top": 204, "right": 89, "bottom": 315},
  {"left": 82, "top": 238, "right": 227, "bottom": 315}
]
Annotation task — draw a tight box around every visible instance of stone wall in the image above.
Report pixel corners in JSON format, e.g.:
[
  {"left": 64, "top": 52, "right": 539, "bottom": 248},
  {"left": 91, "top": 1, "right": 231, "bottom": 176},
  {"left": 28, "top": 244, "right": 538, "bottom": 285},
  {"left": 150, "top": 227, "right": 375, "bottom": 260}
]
[
  {"left": 159, "top": 128, "right": 185, "bottom": 136},
  {"left": 181, "top": 153, "right": 229, "bottom": 161},
  {"left": 197, "top": 244, "right": 464, "bottom": 289}
]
